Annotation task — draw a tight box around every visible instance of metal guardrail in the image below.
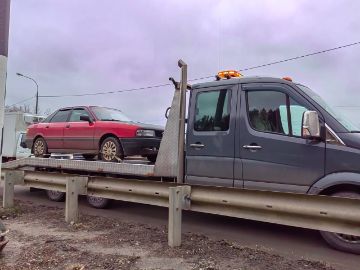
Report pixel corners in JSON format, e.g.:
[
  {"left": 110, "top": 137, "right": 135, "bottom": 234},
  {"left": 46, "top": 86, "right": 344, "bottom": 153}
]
[{"left": 1, "top": 169, "right": 360, "bottom": 247}]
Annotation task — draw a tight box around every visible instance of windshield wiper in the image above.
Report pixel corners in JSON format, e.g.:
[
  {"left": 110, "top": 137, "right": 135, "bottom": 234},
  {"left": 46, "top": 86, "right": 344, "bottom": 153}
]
[{"left": 351, "top": 130, "right": 360, "bottom": 133}]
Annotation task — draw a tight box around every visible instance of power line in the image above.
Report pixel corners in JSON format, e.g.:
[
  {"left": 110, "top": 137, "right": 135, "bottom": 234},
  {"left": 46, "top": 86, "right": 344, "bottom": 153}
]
[
  {"left": 39, "top": 83, "right": 172, "bottom": 98},
  {"left": 21, "top": 40, "right": 360, "bottom": 99},
  {"left": 238, "top": 41, "right": 360, "bottom": 72},
  {"left": 7, "top": 96, "right": 34, "bottom": 107}
]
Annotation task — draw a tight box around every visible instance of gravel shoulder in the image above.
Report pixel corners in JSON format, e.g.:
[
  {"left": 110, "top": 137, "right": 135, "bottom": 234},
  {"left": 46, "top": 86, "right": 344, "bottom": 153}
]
[{"left": 0, "top": 201, "right": 337, "bottom": 270}]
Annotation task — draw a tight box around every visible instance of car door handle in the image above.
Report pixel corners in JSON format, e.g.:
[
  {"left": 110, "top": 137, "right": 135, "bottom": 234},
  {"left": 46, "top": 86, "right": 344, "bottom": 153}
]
[
  {"left": 45, "top": 125, "right": 49, "bottom": 128},
  {"left": 65, "top": 124, "right": 70, "bottom": 128},
  {"left": 190, "top": 143, "right": 205, "bottom": 149},
  {"left": 243, "top": 145, "right": 262, "bottom": 150}
]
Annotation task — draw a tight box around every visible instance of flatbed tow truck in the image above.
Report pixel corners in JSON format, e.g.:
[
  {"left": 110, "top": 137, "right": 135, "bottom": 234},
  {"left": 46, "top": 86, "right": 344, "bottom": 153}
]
[{"left": 2, "top": 61, "right": 360, "bottom": 254}]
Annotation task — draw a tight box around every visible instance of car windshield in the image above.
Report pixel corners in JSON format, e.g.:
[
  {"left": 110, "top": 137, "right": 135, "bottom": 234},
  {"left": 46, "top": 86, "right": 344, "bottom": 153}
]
[
  {"left": 91, "top": 107, "right": 132, "bottom": 122},
  {"left": 297, "top": 84, "right": 359, "bottom": 132}
]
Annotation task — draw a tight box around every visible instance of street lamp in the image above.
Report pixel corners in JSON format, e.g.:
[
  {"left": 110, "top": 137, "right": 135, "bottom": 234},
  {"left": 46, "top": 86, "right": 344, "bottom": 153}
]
[{"left": 16, "top": 72, "right": 39, "bottom": 114}]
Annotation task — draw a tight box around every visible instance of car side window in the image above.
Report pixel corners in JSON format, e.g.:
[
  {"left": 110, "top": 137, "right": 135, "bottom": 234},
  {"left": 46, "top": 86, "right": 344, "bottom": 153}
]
[
  {"left": 50, "top": 110, "right": 70, "bottom": 123},
  {"left": 69, "top": 109, "right": 90, "bottom": 122},
  {"left": 194, "top": 89, "right": 230, "bottom": 132},
  {"left": 247, "top": 91, "right": 289, "bottom": 135}
]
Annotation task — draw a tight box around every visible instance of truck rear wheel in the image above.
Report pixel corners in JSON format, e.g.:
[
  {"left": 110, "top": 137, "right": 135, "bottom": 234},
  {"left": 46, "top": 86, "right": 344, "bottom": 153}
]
[
  {"left": 33, "top": 137, "right": 48, "bottom": 157},
  {"left": 46, "top": 190, "right": 65, "bottom": 202},
  {"left": 87, "top": 195, "right": 111, "bottom": 209},
  {"left": 320, "top": 191, "right": 360, "bottom": 254}
]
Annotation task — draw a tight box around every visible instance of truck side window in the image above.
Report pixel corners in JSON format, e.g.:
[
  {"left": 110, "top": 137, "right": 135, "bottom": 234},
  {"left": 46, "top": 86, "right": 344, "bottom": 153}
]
[
  {"left": 247, "top": 91, "right": 289, "bottom": 135},
  {"left": 50, "top": 110, "right": 70, "bottom": 123},
  {"left": 194, "top": 89, "right": 230, "bottom": 132},
  {"left": 69, "top": 109, "right": 90, "bottom": 122}
]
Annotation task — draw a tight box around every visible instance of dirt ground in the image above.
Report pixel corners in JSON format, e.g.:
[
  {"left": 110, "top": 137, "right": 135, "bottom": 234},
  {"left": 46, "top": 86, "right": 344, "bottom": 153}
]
[{"left": 0, "top": 202, "right": 335, "bottom": 270}]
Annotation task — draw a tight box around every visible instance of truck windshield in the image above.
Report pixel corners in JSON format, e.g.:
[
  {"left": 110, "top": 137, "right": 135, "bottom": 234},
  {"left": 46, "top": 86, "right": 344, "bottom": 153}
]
[
  {"left": 91, "top": 107, "right": 132, "bottom": 122},
  {"left": 297, "top": 84, "right": 359, "bottom": 132}
]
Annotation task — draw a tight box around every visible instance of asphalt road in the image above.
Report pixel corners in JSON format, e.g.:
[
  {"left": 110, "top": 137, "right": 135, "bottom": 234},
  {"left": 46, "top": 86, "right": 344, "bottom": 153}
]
[{"left": 3, "top": 186, "right": 360, "bottom": 270}]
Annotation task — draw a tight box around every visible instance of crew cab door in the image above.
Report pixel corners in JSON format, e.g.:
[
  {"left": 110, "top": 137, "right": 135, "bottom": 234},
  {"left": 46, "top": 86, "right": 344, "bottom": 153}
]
[
  {"left": 63, "top": 108, "right": 96, "bottom": 151},
  {"left": 238, "top": 83, "right": 325, "bottom": 192},
  {"left": 185, "top": 84, "right": 238, "bottom": 187}
]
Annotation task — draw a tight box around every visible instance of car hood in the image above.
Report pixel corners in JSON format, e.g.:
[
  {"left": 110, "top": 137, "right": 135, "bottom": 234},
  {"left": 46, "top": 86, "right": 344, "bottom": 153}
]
[
  {"left": 338, "top": 132, "right": 360, "bottom": 150},
  {"left": 132, "top": 122, "right": 164, "bottom": 131}
]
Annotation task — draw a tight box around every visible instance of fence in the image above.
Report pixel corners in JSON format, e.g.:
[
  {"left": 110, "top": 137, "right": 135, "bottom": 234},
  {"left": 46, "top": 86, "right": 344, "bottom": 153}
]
[{"left": 2, "top": 169, "right": 360, "bottom": 247}]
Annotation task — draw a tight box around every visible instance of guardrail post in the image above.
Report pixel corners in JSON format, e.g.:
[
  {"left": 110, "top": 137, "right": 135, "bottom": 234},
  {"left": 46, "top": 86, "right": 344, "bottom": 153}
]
[
  {"left": 65, "top": 176, "right": 88, "bottom": 223},
  {"left": 2, "top": 171, "right": 24, "bottom": 208},
  {"left": 168, "top": 185, "right": 191, "bottom": 247}
]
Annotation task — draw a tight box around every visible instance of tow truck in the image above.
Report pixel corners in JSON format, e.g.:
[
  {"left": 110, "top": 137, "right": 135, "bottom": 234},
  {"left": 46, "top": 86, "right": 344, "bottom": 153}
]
[{"left": 3, "top": 61, "right": 360, "bottom": 254}]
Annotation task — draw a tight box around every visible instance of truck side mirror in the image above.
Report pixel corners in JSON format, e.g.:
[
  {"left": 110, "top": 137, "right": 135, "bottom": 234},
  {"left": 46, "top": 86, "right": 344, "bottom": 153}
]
[
  {"left": 302, "top": 111, "right": 320, "bottom": 139},
  {"left": 80, "top": 115, "right": 92, "bottom": 123}
]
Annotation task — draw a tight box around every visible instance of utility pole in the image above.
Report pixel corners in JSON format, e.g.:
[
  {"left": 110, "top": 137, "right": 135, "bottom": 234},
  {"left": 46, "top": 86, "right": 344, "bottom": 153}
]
[{"left": 0, "top": 0, "right": 11, "bottom": 173}]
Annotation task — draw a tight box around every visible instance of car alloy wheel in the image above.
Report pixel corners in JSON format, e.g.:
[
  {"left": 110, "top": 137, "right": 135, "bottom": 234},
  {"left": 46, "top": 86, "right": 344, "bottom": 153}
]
[
  {"left": 33, "top": 138, "right": 47, "bottom": 157},
  {"left": 102, "top": 141, "right": 117, "bottom": 161},
  {"left": 100, "top": 137, "right": 123, "bottom": 162}
]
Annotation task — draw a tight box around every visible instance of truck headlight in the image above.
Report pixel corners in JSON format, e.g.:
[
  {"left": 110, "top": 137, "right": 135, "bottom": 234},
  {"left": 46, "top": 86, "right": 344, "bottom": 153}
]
[{"left": 136, "top": 129, "right": 155, "bottom": 137}]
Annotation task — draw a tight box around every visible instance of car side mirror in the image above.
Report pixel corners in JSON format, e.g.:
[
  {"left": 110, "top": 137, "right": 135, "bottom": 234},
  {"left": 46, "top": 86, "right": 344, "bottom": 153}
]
[
  {"left": 302, "top": 111, "right": 320, "bottom": 139},
  {"left": 80, "top": 115, "right": 92, "bottom": 123}
]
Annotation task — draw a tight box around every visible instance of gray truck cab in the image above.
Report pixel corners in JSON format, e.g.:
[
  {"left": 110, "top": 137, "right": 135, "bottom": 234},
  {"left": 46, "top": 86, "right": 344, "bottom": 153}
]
[{"left": 185, "top": 72, "right": 360, "bottom": 253}]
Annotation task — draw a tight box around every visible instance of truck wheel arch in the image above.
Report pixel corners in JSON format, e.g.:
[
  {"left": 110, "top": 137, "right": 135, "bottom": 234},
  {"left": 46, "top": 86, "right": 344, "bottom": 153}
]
[{"left": 307, "top": 172, "right": 360, "bottom": 195}]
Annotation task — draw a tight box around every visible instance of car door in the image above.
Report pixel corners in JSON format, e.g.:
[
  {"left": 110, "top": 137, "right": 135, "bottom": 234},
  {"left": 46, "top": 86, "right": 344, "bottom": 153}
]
[
  {"left": 43, "top": 109, "right": 71, "bottom": 150},
  {"left": 185, "top": 84, "right": 238, "bottom": 187},
  {"left": 63, "top": 108, "right": 96, "bottom": 151},
  {"left": 239, "top": 83, "right": 325, "bottom": 193}
]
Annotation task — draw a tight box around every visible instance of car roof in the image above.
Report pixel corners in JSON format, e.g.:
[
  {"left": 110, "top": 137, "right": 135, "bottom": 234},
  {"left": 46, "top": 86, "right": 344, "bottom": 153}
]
[{"left": 191, "top": 76, "right": 298, "bottom": 89}]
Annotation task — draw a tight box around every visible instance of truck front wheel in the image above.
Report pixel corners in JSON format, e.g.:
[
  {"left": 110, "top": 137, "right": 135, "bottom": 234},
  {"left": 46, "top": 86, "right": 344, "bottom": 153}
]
[{"left": 320, "top": 191, "right": 360, "bottom": 254}]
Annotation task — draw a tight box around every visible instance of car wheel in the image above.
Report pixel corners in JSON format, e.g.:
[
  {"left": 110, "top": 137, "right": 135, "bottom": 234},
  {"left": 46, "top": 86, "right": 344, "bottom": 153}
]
[
  {"left": 33, "top": 137, "right": 48, "bottom": 157},
  {"left": 87, "top": 195, "right": 111, "bottom": 209},
  {"left": 99, "top": 137, "right": 123, "bottom": 162},
  {"left": 83, "top": 154, "right": 97, "bottom": 161},
  {"left": 46, "top": 190, "right": 65, "bottom": 202},
  {"left": 147, "top": 155, "right": 157, "bottom": 163},
  {"left": 320, "top": 191, "right": 360, "bottom": 254}
]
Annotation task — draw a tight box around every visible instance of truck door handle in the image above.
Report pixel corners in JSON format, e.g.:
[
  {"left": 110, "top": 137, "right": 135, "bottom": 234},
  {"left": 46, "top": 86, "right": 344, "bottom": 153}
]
[
  {"left": 243, "top": 145, "right": 262, "bottom": 150},
  {"left": 190, "top": 143, "right": 205, "bottom": 149}
]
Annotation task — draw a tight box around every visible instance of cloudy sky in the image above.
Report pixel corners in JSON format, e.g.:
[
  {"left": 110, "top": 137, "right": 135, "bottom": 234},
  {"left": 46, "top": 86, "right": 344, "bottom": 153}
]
[{"left": 5, "top": 0, "right": 360, "bottom": 126}]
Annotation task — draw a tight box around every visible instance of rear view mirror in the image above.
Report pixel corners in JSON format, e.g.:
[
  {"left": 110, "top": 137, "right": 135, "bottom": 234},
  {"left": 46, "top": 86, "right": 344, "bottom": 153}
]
[
  {"left": 80, "top": 115, "right": 92, "bottom": 123},
  {"left": 302, "top": 111, "right": 320, "bottom": 139}
]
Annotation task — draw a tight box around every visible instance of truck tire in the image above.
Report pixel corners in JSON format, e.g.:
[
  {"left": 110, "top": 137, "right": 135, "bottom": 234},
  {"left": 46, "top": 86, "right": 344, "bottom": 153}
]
[
  {"left": 46, "top": 190, "right": 65, "bottom": 202},
  {"left": 320, "top": 191, "right": 360, "bottom": 254},
  {"left": 99, "top": 137, "right": 123, "bottom": 162},
  {"left": 87, "top": 195, "right": 111, "bottom": 209},
  {"left": 33, "top": 137, "right": 48, "bottom": 157}
]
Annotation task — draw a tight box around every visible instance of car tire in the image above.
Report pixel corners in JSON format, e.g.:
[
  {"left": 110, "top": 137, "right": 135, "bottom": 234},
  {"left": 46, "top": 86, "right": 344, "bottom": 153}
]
[
  {"left": 147, "top": 155, "right": 157, "bottom": 163},
  {"left": 83, "top": 154, "right": 97, "bottom": 161},
  {"left": 87, "top": 195, "right": 111, "bottom": 209},
  {"left": 320, "top": 191, "right": 360, "bottom": 254},
  {"left": 33, "top": 137, "right": 48, "bottom": 157},
  {"left": 99, "top": 137, "right": 123, "bottom": 162},
  {"left": 46, "top": 190, "right": 65, "bottom": 202}
]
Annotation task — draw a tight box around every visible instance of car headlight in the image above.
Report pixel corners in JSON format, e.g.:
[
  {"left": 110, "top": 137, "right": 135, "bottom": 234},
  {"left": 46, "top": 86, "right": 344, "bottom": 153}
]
[{"left": 136, "top": 129, "right": 155, "bottom": 137}]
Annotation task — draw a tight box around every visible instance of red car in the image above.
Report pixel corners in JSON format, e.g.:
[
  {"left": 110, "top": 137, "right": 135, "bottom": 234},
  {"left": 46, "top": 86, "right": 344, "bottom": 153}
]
[{"left": 25, "top": 106, "right": 163, "bottom": 162}]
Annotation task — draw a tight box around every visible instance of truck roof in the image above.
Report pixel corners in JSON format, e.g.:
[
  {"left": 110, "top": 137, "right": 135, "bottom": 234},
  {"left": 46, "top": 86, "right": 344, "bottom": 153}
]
[{"left": 192, "top": 76, "right": 297, "bottom": 89}]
